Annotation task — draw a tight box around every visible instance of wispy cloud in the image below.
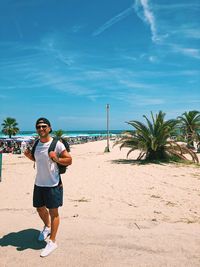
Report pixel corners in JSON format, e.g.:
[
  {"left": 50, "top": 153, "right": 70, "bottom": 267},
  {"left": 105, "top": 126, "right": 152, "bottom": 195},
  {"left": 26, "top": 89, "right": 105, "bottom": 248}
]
[
  {"left": 134, "top": 0, "right": 160, "bottom": 43},
  {"left": 120, "top": 55, "right": 137, "bottom": 61},
  {"left": 112, "top": 91, "right": 165, "bottom": 106},
  {"left": 135, "top": 97, "right": 165, "bottom": 105},
  {"left": 145, "top": 2, "right": 200, "bottom": 45},
  {"left": 119, "top": 79, "right": 156, "bottom": 90},
  {"left": 170, "top": 44, "right": 200, "bottom": 59},
  {"left": 154, "top": 3, "right": 200, "bottom": 11},
  {"left": 58, "top": 115, "right": 105, "bottom": 124},
  {"left": 181, "top": 28, "right": 200, "bottom": 39},
  {"left": 38, "top": 35, "right": 75, "bottom": 66},
  {"left": 93, "top": 5, "right": 134, "bottom": 36},
  {"left": 71, "top": 25, "right": 86, "bottom": 33},
  {"left": 170, "top": 27, "right": 200, "bottom": 40},
  {"left": 148, "top": 55, "right": 158, "bottom": 63}
]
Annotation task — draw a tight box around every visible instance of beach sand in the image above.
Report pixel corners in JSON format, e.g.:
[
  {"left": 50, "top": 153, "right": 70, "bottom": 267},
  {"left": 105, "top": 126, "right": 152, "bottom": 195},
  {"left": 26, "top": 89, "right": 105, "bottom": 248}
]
[{"left": 0, "top": 140, "right": 200, "bottom": 267}]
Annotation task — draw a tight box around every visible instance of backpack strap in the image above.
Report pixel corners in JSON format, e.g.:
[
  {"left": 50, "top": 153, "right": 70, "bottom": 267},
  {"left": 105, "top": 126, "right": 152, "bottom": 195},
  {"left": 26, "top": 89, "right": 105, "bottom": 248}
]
[
  {"left": 48, "top": 138, "right": 62, "bottom": 185},
  {"left": 60, "top": 137, "right": 70, "bottom": 152},
  {"left": 32, "top": 138, "right": 58, "bottom": 157},
  {"left": 32, "top": 137, "right": 62, "bottom": 185},
  {"left": 31, "top": 139, "right": 40, "bottom": 160},
  {"left": 48, "top": 137, "right": 58, "bottom": 153}
]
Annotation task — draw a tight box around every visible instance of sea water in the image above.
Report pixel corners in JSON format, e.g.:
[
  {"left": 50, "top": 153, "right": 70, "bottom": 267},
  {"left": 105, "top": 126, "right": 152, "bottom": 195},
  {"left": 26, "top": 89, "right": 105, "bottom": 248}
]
[{"left": 0, "top": 130, "right": 124, "bottom": 139}]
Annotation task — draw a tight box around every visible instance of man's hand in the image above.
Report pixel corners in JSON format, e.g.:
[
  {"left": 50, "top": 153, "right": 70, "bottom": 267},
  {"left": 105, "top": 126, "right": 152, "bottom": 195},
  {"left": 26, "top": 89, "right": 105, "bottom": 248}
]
[
  {"left": 49, "top": 150, "right": 72, "bottom": 166},
  {"left": 49, "top": 151, "right": 59, "bottom": 163},
  {"left": 24, "top": 148, "right": 34, "bottom": 161}
]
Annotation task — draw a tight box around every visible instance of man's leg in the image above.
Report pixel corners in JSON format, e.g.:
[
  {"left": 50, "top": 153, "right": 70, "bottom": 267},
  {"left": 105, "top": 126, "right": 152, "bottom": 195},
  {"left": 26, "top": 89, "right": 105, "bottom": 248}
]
[
  {"left": 40, "top": 209, "right": 59, "bottom": 257},
  {"left": 49, "top": 208, "right": 60, "bottom": 242},
  {"left": 33, "top": 185, "right": 50, "bottom": 227},
  {"left": 39, "top": 186, "right": 62, "bottom": 256},
  {"left": 37, "top": 206, "right": 51, "bottom": 227}
]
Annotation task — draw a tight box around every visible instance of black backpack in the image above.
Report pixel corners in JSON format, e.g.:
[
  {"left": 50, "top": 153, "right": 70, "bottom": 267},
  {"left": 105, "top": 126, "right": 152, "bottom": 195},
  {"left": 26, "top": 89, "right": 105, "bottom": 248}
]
[{"left": 31, "top": 137, "right": 70, "bottom": 174}]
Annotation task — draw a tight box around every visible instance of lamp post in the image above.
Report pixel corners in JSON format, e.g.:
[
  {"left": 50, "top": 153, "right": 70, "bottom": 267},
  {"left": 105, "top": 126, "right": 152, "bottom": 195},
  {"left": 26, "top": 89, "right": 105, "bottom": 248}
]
[{"left": 104, "top": 104, "right": 110, "bottom": 152}]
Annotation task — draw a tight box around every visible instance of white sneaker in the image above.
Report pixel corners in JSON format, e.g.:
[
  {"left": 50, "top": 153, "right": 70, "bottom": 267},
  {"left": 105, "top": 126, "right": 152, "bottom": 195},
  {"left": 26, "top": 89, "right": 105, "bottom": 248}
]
[
  {"left": 40, "top": 240, "right": 58, "bottom": 257},
  {"left": 38, "top": 226, "right": 51, "bottom": 241}
]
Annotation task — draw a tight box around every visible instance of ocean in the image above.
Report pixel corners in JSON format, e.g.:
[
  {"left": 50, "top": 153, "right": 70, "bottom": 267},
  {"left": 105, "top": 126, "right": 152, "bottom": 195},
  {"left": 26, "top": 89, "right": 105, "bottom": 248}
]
[{"left": 0, "top": 130, "right": 125, "bottom": 139}]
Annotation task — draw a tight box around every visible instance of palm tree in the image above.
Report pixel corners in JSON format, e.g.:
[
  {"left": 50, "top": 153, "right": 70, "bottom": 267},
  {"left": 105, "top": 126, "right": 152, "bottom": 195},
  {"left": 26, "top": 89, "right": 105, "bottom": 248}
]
[
  {"left": 53, "top": 129, "right": 64, "bottom": 138},
  {"left": 178, "top": 110, "right": 200, "bottom": 148},
  {"left": 115, "top": 111, "right": 199, "bottom": 163},
  {"left": 52, "top": 129, "right": 70, "bottom": 152},
  {"left": 1, "top": 117, "right": 19, "bottom": 138}
]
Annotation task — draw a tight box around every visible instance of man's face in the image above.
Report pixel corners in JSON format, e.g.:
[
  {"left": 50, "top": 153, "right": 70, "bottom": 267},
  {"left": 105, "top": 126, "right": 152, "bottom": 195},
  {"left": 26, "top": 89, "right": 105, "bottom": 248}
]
[{"left": 36, "top": 123, "right": 51, "bottom": 138}]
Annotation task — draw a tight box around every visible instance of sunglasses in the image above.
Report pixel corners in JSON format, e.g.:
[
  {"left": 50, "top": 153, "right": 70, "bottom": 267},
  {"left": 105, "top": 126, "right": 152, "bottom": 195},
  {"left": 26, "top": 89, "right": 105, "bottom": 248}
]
[{"left": 36, "top": 125, "right": 48, "bottom": 130}]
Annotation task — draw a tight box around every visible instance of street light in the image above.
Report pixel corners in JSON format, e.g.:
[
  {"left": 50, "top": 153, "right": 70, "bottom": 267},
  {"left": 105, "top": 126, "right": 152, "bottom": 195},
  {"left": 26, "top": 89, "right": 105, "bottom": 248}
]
[{"left": 104, "top": 104, "right": 110, "bottom": 152}]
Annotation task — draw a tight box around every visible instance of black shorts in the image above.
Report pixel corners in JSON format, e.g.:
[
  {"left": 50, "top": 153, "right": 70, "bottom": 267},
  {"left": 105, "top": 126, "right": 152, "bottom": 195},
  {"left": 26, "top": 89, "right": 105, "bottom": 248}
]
[{"left": 33, "top": 184, "right": 63, "bottom": 209}]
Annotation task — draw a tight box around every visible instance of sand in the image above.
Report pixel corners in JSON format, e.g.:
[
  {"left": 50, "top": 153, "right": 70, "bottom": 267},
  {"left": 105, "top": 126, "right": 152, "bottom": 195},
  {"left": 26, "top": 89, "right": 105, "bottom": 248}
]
[{"left": 0, "top": 140, "right": 200, "bottom": 267}]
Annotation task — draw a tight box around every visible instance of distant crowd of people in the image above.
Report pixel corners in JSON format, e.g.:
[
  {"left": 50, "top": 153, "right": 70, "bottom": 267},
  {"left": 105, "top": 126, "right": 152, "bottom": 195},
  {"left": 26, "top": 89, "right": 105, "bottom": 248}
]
[
  {"left": 0, "top": 135, "right": 113, "bottom": 154},
  {"left": 0, "top": 140, "right": 33, "bottom": 154}
]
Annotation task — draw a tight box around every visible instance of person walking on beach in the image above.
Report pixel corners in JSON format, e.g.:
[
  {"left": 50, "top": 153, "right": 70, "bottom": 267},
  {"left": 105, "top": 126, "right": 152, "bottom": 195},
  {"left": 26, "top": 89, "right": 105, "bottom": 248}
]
[{"left": 24, "top": 118, "right": 72, "bottom": 257}]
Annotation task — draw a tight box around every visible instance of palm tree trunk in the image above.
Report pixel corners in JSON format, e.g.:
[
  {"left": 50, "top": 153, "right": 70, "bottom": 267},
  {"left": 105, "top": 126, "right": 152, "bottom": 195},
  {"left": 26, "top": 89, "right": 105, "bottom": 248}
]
[
  {"left": 147, "top": 149, "right": 166, "bottom": 161},
  {"left": 187, "top": 132, "right": 194, "bottom": 147}
]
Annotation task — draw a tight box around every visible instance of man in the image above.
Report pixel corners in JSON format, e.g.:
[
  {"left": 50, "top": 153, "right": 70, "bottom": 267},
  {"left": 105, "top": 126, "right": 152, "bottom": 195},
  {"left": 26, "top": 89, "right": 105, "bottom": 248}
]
[{"left": 24, "top": 118, "right": 72, "bottom": 257}]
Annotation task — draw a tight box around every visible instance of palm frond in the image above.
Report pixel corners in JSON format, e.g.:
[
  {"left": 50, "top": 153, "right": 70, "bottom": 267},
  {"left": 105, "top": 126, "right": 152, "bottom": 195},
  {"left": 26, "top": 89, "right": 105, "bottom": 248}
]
[{"left": 115, "top": 111, "right": 199, "bottom": 164}]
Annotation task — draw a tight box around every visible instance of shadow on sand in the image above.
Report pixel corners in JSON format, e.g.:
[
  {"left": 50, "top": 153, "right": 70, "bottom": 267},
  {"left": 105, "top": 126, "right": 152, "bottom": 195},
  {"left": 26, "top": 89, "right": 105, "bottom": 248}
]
[
  {"left": 111, "top": 159, "right": 166, "bottom": 165},
  {"left": 0, "top": 229, "right": 46, "bottom": 251}
]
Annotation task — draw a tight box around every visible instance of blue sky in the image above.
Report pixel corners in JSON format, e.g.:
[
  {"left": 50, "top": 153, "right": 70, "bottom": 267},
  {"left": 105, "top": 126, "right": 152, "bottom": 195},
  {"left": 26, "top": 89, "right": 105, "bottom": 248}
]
[{"left": 0, "top": 0, "right": 200, "bottom": 131}]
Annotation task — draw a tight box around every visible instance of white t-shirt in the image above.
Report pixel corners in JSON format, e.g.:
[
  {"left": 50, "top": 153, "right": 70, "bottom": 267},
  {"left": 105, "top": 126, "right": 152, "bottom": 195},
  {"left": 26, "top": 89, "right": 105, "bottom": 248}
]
[{"left": 34, "top": 138, "right": 66, "bottom": 187}]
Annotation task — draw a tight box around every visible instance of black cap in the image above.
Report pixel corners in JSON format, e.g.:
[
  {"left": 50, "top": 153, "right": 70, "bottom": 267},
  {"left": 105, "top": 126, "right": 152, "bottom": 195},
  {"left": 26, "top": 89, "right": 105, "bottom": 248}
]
[{"left": 35, "top": 117, "right": 51, "bottom": 127}]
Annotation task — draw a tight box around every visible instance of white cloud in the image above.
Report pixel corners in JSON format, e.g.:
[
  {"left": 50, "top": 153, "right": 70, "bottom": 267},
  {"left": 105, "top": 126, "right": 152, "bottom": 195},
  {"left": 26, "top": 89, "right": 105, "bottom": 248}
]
[
  {"left": 119, "top": 79, "right": 155, "bottom": 90},
  {"left": 113, "top": 91, "right": 165, "bottom": 106},
  {"left": 93, "top": 5, "right": 134, "bottom": 36},
  {"left": 159, "top": 23, "right": 200, "bottom": 42},
  {"left": 134, "top": 1, "right": 200, "bottom": 48},
  {"left": 148, "top": 55, "right": 158, "bottom": 62},
  {"left": 172, "top": 28, "right": 200, "bottom": 40},
  {"left": 58, "top": 115, "right": 105, "bottom": 124},
  {"left": 154, "top": 3, "right": 200, "bottom": 11},
  {"left": 136, "top": 97, "right": 165, "bottom": 105},
  {"left": 71, "top": 25, "right": 86, "bottom": 33},
  {"left": 182, "top": 29, "right": 200, "bottom": 39},
  {"left": 121, "top": 55, "right": 137, "bottom": 61},
  {"left": 134, "top": 0, "right": 160, "bottom": 43},
  {"left": 170, "top": 44, "right": 200, "bottom": 59}
]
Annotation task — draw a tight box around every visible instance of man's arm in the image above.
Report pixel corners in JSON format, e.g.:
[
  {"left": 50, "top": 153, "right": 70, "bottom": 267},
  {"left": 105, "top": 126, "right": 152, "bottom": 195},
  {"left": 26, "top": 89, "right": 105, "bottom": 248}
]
[
  {"left": 24, "top": 148, "right": 35, "bottom": 161},
  {"left": 49, "top": 150, "right": 72, "bottom": 166}
]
